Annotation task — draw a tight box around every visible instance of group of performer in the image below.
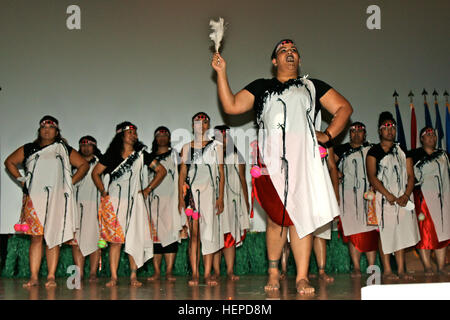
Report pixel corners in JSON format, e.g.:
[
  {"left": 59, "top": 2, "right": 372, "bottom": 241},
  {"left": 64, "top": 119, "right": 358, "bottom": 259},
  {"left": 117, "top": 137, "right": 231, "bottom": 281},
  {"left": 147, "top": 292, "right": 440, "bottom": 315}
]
[{"left": 3, "top": 38, "right": 449, "bottom": 295}]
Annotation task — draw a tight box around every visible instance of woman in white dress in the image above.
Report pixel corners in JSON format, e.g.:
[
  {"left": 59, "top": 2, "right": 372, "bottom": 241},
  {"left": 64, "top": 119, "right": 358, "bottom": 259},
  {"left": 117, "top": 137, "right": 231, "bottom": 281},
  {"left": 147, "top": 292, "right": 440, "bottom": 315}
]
[
  {"left": 69, "top": 136, "right": 103, "bottom": 282},
  {"left": 4, "top": 115, "right": 89, "bottom": 288},
  {"left": 408, "top": 127, "right": 450, "bottom": 275},
  {"left": 178, "top": 112, "right": 225, "bottom": 286},
  {"left": 213, "top": 125, "right": 250, "bottom": 281},
  {"left": 91, "top": 121, "right": 166, "bottom": 287},
  {"left": 367, "top": 112, "right": 420, "bottom": 280},
  {"left": 147, "top": 126, "right": 183, "bottom": 282}
]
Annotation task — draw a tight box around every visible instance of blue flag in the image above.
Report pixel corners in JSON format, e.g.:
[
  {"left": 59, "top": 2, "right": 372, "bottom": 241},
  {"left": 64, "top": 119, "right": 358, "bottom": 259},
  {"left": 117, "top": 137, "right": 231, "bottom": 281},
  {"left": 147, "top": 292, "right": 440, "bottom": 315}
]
[
  {"left": 434, "top": 101, "right": 444, "bottom": 149},
  {"left": 446, "top": 102, "right": 450, "bottom": 152},
  {"left": 395, "top": 103, "right": 407, "bottom": 150}
]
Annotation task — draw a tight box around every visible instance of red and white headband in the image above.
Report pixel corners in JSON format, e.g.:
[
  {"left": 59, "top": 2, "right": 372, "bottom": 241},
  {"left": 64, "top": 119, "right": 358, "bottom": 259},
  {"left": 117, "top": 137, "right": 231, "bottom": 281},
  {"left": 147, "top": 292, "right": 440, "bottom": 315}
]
[{"left": 116, "top": 125, "right": 137, "bottom": 134}]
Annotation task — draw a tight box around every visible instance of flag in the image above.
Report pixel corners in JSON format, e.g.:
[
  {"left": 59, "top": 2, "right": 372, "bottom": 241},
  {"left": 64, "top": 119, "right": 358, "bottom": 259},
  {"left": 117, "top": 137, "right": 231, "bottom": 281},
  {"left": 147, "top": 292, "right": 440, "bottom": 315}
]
[
  {"left": 433, "top": 91, "right": 444, "bottom": 149},
  {"left": 446, "top": 100, "right": 450, "bottom": 152},
  {"left": 411, "top": 104, "right": 417, "bottom": 149},
  {"left": 424, "top": 101, "right": 433, "bottom": 128},
  {"left": 393, "top": 92, "right": 407, "bottom": 150}
]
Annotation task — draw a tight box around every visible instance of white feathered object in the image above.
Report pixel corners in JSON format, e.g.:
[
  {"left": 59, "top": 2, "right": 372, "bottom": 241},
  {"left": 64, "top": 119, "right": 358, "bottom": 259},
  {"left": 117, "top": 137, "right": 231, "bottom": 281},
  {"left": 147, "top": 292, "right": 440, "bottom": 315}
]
[{"left": 209, "top": 17, "right": 226, "bottom": 52}]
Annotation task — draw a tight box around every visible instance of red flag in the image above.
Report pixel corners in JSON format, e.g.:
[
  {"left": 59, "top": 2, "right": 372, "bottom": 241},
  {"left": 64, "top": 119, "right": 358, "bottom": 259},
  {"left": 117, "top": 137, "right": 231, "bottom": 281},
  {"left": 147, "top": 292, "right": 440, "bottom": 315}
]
[{"left": 410, "top": 102, "right": 417, "bottom": 150}]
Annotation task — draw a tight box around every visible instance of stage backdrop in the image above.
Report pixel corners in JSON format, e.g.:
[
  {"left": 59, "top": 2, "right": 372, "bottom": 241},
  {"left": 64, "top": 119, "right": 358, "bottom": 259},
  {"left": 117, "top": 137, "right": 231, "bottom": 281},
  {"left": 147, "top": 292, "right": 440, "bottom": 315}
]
[{"left": 0, "top": 0, "right": 449, "bottom": 233}]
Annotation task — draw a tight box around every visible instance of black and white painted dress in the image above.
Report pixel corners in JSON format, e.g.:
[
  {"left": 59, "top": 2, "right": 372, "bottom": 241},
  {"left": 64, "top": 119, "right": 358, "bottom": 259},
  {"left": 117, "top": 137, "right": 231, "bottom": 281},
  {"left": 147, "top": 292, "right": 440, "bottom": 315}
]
[
  {"left": 335, "top": 142, "right": 378, "bottom": 236},
  {"left": 149, "top": 149, "right": 183, "bottom": 247},
  {"left": 182, "top": 140, "right": 224, "bottom": 255},
  {"left": 367, "top": 143, "right": 420, "bottom": 254},
  {"left": 245, "top": 76, "right": 340, "bottom": 238},
  {"left": 410, "top": 148, "right": 450, "bottom": 243},
  {"left": 222, "top": 150, "right": 250, "bottom": 247},
  {"left": 99, "top": 145, "right": 153, "bottom": 268},
  {"left": 22, "top": 140, "right": 77, "bottom": 248},
  {"left": 73, "top": 156, "right": 100, "bottom": 256}
]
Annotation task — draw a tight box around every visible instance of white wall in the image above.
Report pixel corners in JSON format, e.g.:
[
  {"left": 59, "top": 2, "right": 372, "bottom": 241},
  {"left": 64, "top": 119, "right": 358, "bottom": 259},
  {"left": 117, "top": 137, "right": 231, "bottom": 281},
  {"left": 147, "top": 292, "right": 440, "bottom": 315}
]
[{"left": 1, "top": 0, "right": 449, "bottom": 233}]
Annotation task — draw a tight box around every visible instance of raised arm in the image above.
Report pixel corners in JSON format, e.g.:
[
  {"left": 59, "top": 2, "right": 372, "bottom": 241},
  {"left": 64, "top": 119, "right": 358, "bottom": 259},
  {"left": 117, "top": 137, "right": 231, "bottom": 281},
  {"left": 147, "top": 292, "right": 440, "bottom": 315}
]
[
  {"left": 211, "top": 52, "right": 255, "bottom": 115},
  {"left": 316, "top": 89, "right": 353, "bottom": 145}
]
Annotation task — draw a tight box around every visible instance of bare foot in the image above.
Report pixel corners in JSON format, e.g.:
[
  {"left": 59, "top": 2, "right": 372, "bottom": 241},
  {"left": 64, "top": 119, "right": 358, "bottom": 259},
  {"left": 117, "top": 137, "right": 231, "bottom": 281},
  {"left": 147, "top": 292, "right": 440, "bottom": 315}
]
[
  {"left": 398, "top": 272, "right": 414, "bottom": 281},
  {"left": 188, "top": 276, "right": 199, "bottom": 286},
  {"left": 23, "top": 278, "right": 39, "bottom": 288},
  {"left": 227, "top": 273, "right": 240, "bottom": 281},
  {"left": 383, "top": 271, "right": 399, "bottom": 280},
  {"left": 296, "top": 278, "right": 314, "bottom": 295},
  {"left": 88, "top": 274, "right": 98, "bottom": 283},
  {"left": 437, "top": 269, "right": 450, "bottom": 276},
  {"left": 264, "top": 270, "right": 280, "bottom": 292},
  {"left": 424, "top": 268, "right": 434, "bottom": 276},
  {"left": 205, "top": 275, "right": 219, "bottom": 286},
  {"left": 130, "top": 278, "right": 143, "bottom": 287},
  {"left": 147, "top": 273, "right": 160, "bottom": 281},
  {"left": 45, "top": 277, "right": 57, "bottom": 288},
  {"left": 318, "top": 271, "right": 334, "bottom": 283},
  {"left": 106, "top": 278, "right": 118, "bottom": 287},
  {"left": 351, "top": 269, "right": 362, "bottom": 278},
  {"left": 166, "top": 273, "right": 176, "bottom": 281}
]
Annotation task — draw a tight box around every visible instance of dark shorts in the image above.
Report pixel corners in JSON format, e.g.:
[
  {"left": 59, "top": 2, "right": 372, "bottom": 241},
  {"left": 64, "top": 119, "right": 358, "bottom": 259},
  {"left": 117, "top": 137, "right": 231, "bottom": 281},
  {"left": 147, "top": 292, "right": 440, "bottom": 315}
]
[{"left": 154, "top": 242, "right": 178, "bottom": 254}]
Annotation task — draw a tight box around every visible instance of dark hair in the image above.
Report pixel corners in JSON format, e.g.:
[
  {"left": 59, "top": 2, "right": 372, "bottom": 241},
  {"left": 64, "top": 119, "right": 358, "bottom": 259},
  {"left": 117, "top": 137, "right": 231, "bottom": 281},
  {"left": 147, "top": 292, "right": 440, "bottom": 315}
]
[
  {"left": 191, "top": 112, "right": 210, "bottom": 124},
  {"left": 36, "top": 115, "right": 62, "bottom": 144},
  {"left": 377, "top": 111, "right": 396, "bottom": 128},
  {"left": 271, "top": 39, "right": 297, "bottom": 60},
  {"left": 419, "top": 126, "right": 435, "bottom": 144},
  {"left": 351, "top": 121, "right": 366, "bottom": 130},
  {"left": 104, "top": 122, "right": 145, "bottom": 159},
  {"left": 151, "top": 126, "right": 171, "bottom": 153},
  {"left": 78, "top": 135, "right": 102, "bottom": 158}
]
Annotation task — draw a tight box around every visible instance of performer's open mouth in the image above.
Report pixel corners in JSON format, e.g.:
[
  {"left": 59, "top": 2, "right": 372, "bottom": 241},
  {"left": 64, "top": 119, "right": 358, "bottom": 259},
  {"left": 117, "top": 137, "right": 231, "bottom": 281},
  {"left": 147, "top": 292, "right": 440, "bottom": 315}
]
[{"left": 286, "top": 55, "right": 295, "bottom": 62}]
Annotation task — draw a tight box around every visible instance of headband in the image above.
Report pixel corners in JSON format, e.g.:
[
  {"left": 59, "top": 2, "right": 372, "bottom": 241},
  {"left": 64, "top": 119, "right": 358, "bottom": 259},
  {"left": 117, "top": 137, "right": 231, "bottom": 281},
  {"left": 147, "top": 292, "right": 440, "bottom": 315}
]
[
  {"left": 379, "top": 122, "right": 396, "bottom": 129},
  {"left": 79, "top": 138, "right": 97, "bottom": 146},
  {"left": 155, "top": 129, "right": 170, "bottom": 136},
  {"left": 350, "top": 124, "right": 366, "bottom": 131},
  {"left": 40, "top": 120, "right": 59, "bottom": 128},
  {"left": 421, "top": 128, "right": 436, "bottom": 137},
  {"left": 116, "top": 125, "right": 137, "bottom": 134}
]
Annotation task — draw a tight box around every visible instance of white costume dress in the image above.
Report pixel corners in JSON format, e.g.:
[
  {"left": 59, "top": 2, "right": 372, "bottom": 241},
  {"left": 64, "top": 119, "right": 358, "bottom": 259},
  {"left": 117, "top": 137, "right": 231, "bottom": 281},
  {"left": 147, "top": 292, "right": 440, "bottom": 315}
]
[
  {"left": 412, "top": 148, "right": 450, "bottom": 243},
  {"left": 223, "top": 150, "right": 250, "bottom": 247},
  {"left": 149, "top": 149, "right": 183, "bottom": 247},
  {"left": 99, "top": 146, "right": 153, "bottom": 268},
  {"left": 22, "top": 141, "right": 77, "bottom": 249},
  {"left": 183, "top": 140, "right": 224, "bottom": 255},
  {"left": 368, "top": 143, "right": 420, "bottom": 254},
  {"left": 247, "top": 77, "right": 340, "bottom": 239},
  {"left": 73, "top": 156, "right": 101, "bottom": 256},
  {"left": 337, "top": 143, "right": 378, "bottom": 236}
]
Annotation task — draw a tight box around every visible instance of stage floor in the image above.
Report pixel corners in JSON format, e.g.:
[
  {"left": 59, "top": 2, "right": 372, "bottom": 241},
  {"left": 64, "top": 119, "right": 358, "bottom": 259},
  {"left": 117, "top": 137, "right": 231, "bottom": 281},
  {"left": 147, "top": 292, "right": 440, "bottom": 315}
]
[{"left": 0, "top": 272, "right": 449, "bottom": 300}]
